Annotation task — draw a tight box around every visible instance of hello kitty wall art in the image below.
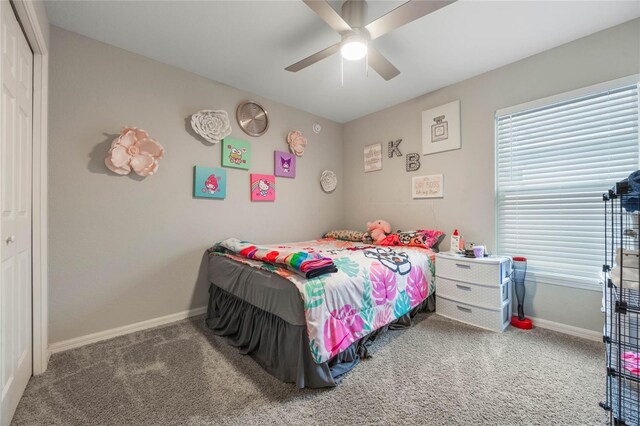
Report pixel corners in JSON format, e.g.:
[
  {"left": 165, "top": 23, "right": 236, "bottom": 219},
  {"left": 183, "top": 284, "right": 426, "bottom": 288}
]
[{"left": 250, "top": 174, "right": 276, "bottom": 201}]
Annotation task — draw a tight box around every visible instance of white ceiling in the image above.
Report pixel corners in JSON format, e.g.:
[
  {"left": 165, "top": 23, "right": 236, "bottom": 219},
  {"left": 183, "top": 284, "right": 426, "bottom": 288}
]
[{"left": 45, "top": 1, "right": 640, "bottom": 123}]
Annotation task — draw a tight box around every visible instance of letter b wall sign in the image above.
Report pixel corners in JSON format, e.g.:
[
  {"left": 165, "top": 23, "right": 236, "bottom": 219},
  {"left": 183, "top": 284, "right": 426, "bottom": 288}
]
[{"left": 406, "top": 153, "right": 421, "bottom": 172}]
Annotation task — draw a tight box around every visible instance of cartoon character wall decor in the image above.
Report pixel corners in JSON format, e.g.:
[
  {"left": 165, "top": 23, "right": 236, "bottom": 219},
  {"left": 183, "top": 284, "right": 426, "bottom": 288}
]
[
  {"left": 281, "top": 158, "right": 291, "bottom": 173},
  {"left": 274, "top": 151, "right": 296, "bottom": 178},
  {"left": 203, "top": 175, "right": 220, "bottom": 193},
  {"left": 222, "top": 138, "right": 251, "bottom": 170},
  {"left": 194, "top": 166, "right": 227, "bottom": 199},
  {"left": 250, "top": 174, "right": 276, "bottom": 201},
  {"left": 258, "top": 180, "right": 270, "bottom": 196},
  {"left": 229, "top": 147, "right": 246, "bottom": 165}
]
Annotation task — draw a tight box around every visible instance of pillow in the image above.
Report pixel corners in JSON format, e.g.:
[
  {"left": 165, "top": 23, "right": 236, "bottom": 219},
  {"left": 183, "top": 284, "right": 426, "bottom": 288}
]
[
  {"left": 323, "top": 230, "right": 365, "bottom": 242},
  {"left": 397, "top": 229, "right": 445, "bottom": 250},
  {"left": 378, "top": 234, "right": 401, "bottom": 246},
  {"left": 431, "top": 233, "right": 446, "bottom": 253}
]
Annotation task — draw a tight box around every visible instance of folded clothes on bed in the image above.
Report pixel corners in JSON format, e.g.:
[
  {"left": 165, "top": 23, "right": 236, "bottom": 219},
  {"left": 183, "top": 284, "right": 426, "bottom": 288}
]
[
  {"left": 303, "top": 264, "right": 338, "bottom": 279},
  {"left": 213, "top": 238, "right": 337, "bottom": 278},
  {"left": 298, "top": 257, "right": 334, "bottom": 272}
]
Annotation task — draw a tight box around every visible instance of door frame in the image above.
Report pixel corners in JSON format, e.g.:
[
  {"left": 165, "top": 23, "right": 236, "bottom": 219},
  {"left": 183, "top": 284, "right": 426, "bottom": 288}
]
[{"left": 11, "top": 0, "right": 49, "bottom": 375}]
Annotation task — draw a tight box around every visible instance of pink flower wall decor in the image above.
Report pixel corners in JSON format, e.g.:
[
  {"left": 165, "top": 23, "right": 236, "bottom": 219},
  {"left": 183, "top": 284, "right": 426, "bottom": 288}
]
[
  {"left": 105, "top": 127, "right": 165, "bottom": 177},
  {"left": 287, "top": 130, "right": 307, "bottom": 157}
]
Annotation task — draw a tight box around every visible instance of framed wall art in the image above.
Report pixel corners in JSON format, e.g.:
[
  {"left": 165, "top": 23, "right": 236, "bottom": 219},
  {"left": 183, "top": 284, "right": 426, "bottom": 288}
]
[
  {"left": 274, "top": 151, "right": 296, "bottom": 178},
  {"left": 364, "top": 143, "right": 382, "bottom": 172},
  {"left": 194, "top": 166, "right": 227, "bottom": 199},
  {"left": 222, "top": 138, "right": 251, "bottom": 169},
  {"left": 412, "top": 174, "right": 444, "bottom": 199},
  {"left": 422, "top": 100, "right": 460, "bottom": 155},
  {"left": 250, "top": 174, "right": 276, "bottom": 201}
]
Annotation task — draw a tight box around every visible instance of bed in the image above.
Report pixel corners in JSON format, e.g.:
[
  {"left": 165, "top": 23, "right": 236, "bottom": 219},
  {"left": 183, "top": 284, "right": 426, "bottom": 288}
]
[{"left": 203, "top": 238, "right": 437, "bottom": 388}]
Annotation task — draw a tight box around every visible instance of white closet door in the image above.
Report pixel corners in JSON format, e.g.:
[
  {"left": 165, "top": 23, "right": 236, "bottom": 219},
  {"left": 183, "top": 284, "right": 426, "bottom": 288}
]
[{"left": 0, "top": 0, "right": 33, "bottom": 423}]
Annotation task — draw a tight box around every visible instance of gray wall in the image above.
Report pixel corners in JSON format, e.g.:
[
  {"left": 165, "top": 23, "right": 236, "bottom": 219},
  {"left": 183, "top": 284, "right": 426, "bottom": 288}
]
[
  {"left": 49, "top": 27, "right": 344, "bottom": 343},
  {"left": 342, "top": 19, "right": 640, "bottom": 332},
  {"left": 50, "top": 19, "right": 640, "bottom": 343}
]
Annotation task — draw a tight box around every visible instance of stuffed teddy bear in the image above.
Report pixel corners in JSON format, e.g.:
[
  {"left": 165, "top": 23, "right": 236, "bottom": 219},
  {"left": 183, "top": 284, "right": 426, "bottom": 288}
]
[{"left": 364, "top": 219, "right": 391, "bottom": 245}]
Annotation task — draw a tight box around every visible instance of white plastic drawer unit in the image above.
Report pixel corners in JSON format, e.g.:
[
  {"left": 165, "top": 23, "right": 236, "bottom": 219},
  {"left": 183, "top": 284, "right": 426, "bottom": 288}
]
[
  {"left": 437, "top": 276, "right": 510, "bottom": 310},
  {"left": 436, "top": 296, "right": 511, "bottom": 332},
  {"left": 437, "top": 254, "right": 510, "bottom": 286},
  {"left": 435, "top": 253, "right": 512, "bottom": 332}
]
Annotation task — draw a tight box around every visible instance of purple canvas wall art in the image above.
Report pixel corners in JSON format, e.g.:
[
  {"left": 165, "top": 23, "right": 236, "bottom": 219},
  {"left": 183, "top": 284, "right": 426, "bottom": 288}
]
[{"left": 274, "top": 151, "right": 296, "bottom": 178}]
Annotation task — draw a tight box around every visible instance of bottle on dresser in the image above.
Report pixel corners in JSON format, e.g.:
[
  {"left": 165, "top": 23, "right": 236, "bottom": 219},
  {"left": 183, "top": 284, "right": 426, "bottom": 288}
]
[{"left": 450, "top": 229, "right": 463, "bottom": 254}]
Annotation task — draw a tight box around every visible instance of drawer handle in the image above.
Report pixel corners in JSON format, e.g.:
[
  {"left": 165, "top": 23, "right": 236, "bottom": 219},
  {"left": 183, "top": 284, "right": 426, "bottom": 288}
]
[
  {"left": 455, "top": 263, "right": 471, "bottom": 269},
  {"left": 456, "top": 284, "right": 472, "bottom": 291},
  {"left": 457, "top": 305, "right": 472, "bottom": 313}
]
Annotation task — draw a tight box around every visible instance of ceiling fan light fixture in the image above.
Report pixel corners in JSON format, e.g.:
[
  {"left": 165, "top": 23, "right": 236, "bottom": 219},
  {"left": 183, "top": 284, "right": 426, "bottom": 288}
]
[
  {"left": 287, "top": 0, "right": 456, "bottom": 79},
  {"left": 340, "top": 35, "right": 367, "bottom": 61}
]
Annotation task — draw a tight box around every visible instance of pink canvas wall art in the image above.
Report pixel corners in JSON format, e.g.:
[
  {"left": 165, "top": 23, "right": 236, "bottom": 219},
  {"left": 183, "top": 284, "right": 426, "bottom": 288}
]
[{"left": 250, "top": 174, "right": 276, "bottom": 201}]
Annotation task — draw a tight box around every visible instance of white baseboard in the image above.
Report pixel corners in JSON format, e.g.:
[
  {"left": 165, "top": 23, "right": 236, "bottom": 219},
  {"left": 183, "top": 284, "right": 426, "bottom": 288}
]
[
  {"left": 48, "top": 305, "right": 601, "bottom": 356},
  {"left": 525, "top": 315, "right": 601, "bottom": 342},
  {"left": 48, "top": 306, "right": 208, "bottom": 355}
]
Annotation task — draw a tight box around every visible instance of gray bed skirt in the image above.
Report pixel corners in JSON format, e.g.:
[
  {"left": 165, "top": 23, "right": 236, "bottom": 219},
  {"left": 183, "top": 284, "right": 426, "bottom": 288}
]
[{"left": 205, "top": 283, "right": 435, "bottom": 388}]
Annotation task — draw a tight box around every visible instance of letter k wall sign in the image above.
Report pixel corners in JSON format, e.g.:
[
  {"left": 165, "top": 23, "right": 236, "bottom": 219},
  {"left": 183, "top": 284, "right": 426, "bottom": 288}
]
[{"left": 388, "top": 139, "right": 402, "bottom": 158}]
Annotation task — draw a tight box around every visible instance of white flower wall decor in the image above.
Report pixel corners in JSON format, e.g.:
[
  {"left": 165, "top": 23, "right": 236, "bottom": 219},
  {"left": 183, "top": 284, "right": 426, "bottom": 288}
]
[
  {"left": 191, "top": 110, "right": 232, "bottom": 144},
  {"left": 320, "top": 170, "right": 337, "bottom": 193}
]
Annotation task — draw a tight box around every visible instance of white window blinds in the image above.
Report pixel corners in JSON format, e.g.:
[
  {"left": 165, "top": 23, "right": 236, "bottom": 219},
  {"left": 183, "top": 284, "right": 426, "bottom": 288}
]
[{"left": 496, "top": 80, "right": 639, "bottom": 288}]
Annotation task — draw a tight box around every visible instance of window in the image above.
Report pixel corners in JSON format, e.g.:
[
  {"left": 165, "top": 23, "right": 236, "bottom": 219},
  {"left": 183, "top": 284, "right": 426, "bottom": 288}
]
[{"left": 496, "top": 77, "right": 639, "bottom": 289}]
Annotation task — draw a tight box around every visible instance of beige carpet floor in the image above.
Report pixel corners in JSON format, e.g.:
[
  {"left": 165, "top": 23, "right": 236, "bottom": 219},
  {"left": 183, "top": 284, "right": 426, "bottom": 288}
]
[{"left": 12, "top": 313, "right": 607, "bottom": 425}]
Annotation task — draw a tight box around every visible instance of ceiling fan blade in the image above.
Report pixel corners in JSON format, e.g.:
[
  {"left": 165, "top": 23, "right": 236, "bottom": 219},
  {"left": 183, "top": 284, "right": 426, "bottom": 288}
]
[
  {"left": 303, "top": 0, "right": 353, "bottom": 34},
  {"left": 365, "top": 0, "right": 456, "bottom": 40},
  {"left": 285, "top": 43, "right": 341, "bottom": 72},
  {"left": 368, "top": 47, "right": 400, "bottom": 81}
]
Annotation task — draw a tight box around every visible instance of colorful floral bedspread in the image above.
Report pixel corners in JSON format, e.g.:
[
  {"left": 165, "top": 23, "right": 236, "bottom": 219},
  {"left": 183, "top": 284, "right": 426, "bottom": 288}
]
[{"left": 209, "top": 238, "right": 436, "bottom": 364}]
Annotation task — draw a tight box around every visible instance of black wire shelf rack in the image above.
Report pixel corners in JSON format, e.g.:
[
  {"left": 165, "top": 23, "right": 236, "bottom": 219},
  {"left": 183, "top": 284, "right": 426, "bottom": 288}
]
[{"left": 602, "top": 180, "right": 640, "bottom": 425}]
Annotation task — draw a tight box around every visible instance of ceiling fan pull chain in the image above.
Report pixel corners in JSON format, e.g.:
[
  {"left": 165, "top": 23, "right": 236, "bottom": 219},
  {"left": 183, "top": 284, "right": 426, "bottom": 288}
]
[
  {"left": 365, "top": 43, "right": 369, "bottom": 78},
  {"left": 341, "top": 55, "right": 344, "bottom": 87}
]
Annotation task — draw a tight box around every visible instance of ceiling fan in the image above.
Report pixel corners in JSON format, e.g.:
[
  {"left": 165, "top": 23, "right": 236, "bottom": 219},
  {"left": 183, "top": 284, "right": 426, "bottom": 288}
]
[{"left": 285, "top": 0, "right": 456, "bottom": 81}]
